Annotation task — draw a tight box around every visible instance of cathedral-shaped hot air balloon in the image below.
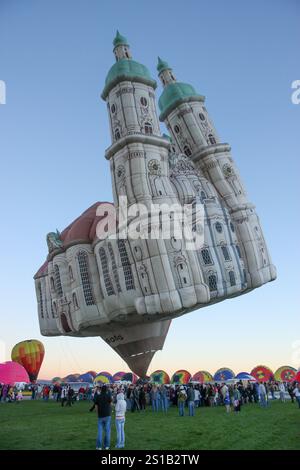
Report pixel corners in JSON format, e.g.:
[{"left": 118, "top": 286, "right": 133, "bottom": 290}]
[{"left": 34, "top": 32, "right": 276, "bottom": 378}]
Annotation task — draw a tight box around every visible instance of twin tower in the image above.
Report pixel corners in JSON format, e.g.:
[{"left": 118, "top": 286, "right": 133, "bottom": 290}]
[{"left": 35, "top": 32, "right": 276, "bottom": 377}]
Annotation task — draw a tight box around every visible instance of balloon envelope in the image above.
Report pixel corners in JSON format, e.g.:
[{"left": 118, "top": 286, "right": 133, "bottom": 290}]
[
  {"left": 79, "top": 373, "right": 94, "bottom": 383},
  {"left": 171, "top": 370, "right": 191, "bottom": 384},
  {"left": 214, "top": 368, "right": 235, "bottom": 382},
  {"left": 251, "top": 365, "right": 273, "bottom": 382},
  {"left": 112, "top": 372, "right": 126, "bottom": 382},
  {"left": 150, "top": 370, "right": 170, "bottom": 384},
  {"left": 64, "top": 374, "right": 80, "bottom": 383},
  {"left": 122, "top": 372, "right": 138, "bottom": 384},
  {"left": 86, "top": 370, "right": 97, "bottom": 378},
  {"left": 235, "top": 372, "right": 256, "bottom": 381},
  {"left": 191, "top": 371, "right": 213, "bottom": 383},
  {"left": 51, "top": 376, "right": 62, "bottom": 384},
  {"left": 274, "top": 366, "right": 297, "bottom": 382},
  {"left": 94, "top": 371, "right": 113, "bottom": 384},
  {"left": 0, "top": 361, "right": 29, "bottom": 384},
  {"left": 11, "top": 339, "right": 45, "bottom": 382},
  {"left": 295, "top": 371, "right": 300, "bottom": 383}
]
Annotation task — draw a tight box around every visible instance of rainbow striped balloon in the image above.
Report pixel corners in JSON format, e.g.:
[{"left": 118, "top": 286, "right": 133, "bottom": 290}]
[
  {"left": 150, "top": 370, "right": 170, "bottom": 384},
  {"left": 191, "top": 371, "right": 213, "bottom": 383},
  {"left": 274, "top": 366, "right": 297, "bottom": 382},
  {"left": 171, "top": 370, "right": 191, "bottom": 385}
]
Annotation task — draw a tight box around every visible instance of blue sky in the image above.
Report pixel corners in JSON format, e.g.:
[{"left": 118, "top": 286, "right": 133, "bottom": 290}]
[{"left": 0, "top": 0, "right": 299, "bottom": 378}]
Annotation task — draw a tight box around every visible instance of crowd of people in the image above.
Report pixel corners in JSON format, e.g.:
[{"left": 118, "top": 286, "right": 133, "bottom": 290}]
[{"left": 1, "top": 379, "right": 300, "bottom": 450}]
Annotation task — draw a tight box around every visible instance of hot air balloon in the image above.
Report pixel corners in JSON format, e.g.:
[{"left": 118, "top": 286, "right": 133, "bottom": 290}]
[
  {"left": 274, "top": 366, "right": 297, "bottom": 383},
  {"left": 34, "top": 32, "right": 276, "bottom": 378},
  {"left": 214, "top": 368, "right": 235, "bottom": 382},
  {"left": 235, "top": 372, "right": 256, "bottom": 381},
  {"left": 86, "top": 370, "right": 97, "bottom": 378},
  {"left": 79, "top": 373, "right": 94, "bottom": 383},
  {"left": 94, "top": 371, "right": 113, "bottom": 385},
  {"left": 171, "top": 370, "right": 191, "bottom": 385},
  {"left": 0, "top": 361, "right": 29, "bottom": 384},
  {"left": 191, "top": 371, "right": 213, "bottom": 383},
  {"left": 11, "top": 340, "right": 45, "bottom": 383},
  {"left": 51, "top": 376, "right": 62, "bottom": 384},
  {"left": 113, "top": 371, "right": 126, "bottom": 382},
  {"left": 251, "top": 365, "right": 273, "bottom": 382},
  {"left": 122, "top": 372, "right": 138, "bottom": 384},
  {"left": 150, "top": 370, "right": 170, "bottom": 385},
  {"left": 295, "top": 371, "right": 300, "bottom": 383},
  {"left": 63, "top": 374, "right": 80, "bottom": 383}
]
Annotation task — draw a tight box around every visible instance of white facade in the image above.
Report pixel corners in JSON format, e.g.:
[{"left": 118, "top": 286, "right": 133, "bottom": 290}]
[{"left": 34, "top": 34, "right": 276, "bottom": 377}]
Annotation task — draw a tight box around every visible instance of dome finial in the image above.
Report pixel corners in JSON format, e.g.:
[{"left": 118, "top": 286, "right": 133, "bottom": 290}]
[
  {"left": 113, "top": 30, "right": 129, "bottom": 48},
  {"left": 157, "top": 57, "right": 170, "bottom": 73}
]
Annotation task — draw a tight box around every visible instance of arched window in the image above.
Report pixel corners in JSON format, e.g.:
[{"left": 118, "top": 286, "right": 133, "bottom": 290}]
[
  {"left": 53, "top": 301, "right": 57, "bottom": 315},
  {"left": 54, "top": 265, "right": 63, "bottom": 298},
  {"left": 174, "top": 125, "right": 180, "bottom": 134},
  {"left": 200, "top": 191, "right": 206, "bottom": 202},
  {"left": 140, "top": 96, "right": 148, "bottom": 107},
  {"left": 38, "top": 284, "right": 44, "bottom": 319},
  {"left": 108, "top": 242, "right": 121, "bottom": 293},
  {"left": 215, "top": 222, "right": 223, "bottom": 233},
  {"left": 144, "top": 122, "right": 153, "bottom": 135},
  {"left": 99, "top": 247, "right": 115, "bottom": 296},
  {"left": 183, "top": 145, "right": 192, "bottom": 157},
  {"left": 199, "top": 113, "right": 206, "bottom": 121},
  {"left": 72, "top": 293, "right": 79, "bottom": 310},
  {"left": 118, "top": 240, "right": 135, "bottom": 290},
  {"left": 111, "top": 103, "right": 116, "bottom": 114},
  {"left": 50, "top": 277, "right": 55, "bottom": 292},
  {"left": 208, "top": 134, "right": 216, "bottom": 145},
  {"left": 243, "top": 269, "right": 247, "bottom": 284},
  {"left": 229, "top": 270, "right": 236, "bottom": 286},
  {"left": 69, "top": 265, "right": 74, "bottom": 280},
  {"left": 77, "top": 251, "right": 95, "bottom": 305},
  {"left": 115, "top": 128, "right": 121, "bottom": 140},
  {"left": 208, "top": 274, "right": 217, "bottom": 292},
  {"left": 236, "top": 245, "right": 242, "bottom": 258},
  {"left": 221, "top": 246, "right": 230, "bottom": 261},
  {"left": 201, "top": 248, "right": 213, "bottom": 265},
  {"left": 230, "top": 222, "right": 235, "bottom": 232}
]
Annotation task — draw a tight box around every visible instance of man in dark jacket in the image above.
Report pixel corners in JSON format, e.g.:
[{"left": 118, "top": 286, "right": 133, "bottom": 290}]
[
  {"left": 94, "top": 385, "right": 112, "bottom": 450},
  {"left": 187, "top": 384, "right": 195, "bottom": 416}
]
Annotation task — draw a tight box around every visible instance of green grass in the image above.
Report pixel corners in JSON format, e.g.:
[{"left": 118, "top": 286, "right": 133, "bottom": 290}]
[{"left": 0, "top": 400, "right": 299, "bottom": 450}]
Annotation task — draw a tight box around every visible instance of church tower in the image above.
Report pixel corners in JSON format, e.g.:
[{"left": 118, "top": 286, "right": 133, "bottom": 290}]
[{"left": 157, "top": 59, "right": 276, "bottom": 289}]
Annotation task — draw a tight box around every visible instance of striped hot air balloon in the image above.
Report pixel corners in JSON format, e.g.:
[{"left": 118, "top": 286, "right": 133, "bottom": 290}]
[
  {"left": 150, "top": 370, "right": 170, "bottom": 385},
  {"left": 11, "top": 339, "right": 45, "bottom": 383},
  {"left": 112, "top": 372, "right": 126, "bottom": 382},
  {"left": 171, "top": 370, "right": 191, "bottom": 385},
  {"left": 94, "top": 371, "right": 113, "bottom": 384},
  {"left": 191, "top": 371, "right": 213, "bottom": 383}
]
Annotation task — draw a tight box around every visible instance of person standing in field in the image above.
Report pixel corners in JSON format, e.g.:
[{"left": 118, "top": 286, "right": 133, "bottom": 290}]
[
  {"left": 293, "top": 384, "right": 300, "bottom": 408},
  {"left": 278, "top": 382, "right": 286, "bottom": 402},
  {"left": 94, "top": 384, "right": 112, "bottom": 450},
  {"left": 187, "top": 384, "right": 195, "bottom": 416},
  {"left": 115, "top": 391, "right": 127, "bottom": 449},
  {"left": 259, "top": 382, "right": 267, "bottom": 408},
  {"left": 178, "top": 386, "right": 187, "bottom": 417}
]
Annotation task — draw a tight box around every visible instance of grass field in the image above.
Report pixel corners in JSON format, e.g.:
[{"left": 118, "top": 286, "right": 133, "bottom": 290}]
[{"left": 0, "top": 399, "right": 299, "bottom": 450}]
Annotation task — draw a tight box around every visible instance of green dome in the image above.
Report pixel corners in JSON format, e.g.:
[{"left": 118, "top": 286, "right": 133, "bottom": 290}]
[
  {"left": 101, "top": 59, "right": 156, "bottom": 99},
  {"left": 158, "top": 82, "right": 205, "bottom": 121},
  {"left": 113, "top": 30, "right": 128, "bottom": 47}
]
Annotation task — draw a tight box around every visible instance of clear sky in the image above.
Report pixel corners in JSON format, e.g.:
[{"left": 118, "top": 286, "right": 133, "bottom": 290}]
[{"left": 0, "top": 0, "right": 299, "bottom": 380}]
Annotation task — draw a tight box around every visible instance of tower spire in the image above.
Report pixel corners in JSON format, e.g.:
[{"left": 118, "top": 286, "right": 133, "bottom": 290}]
[
  {"left": 157, "top": 57, "right": 176, "bottom": 87},
  {"left": 113, "top": 30, "right": 132, "bottom": 61}
]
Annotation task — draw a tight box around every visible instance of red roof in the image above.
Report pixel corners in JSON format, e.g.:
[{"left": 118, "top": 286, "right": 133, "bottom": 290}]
[{"left": 34, "top": 201, "right": 113, "bottom": 279}]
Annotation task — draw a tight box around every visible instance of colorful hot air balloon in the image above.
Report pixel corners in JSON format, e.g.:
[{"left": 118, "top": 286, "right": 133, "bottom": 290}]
[
  {"left": 295, "top": 371, "right": 300, "bottom": 383},
  {"left": 191, "top": 371, "right": 213, "bottom": 383},
  {"left": 235, "top": 372, "right": 256, "bottom": 381},
  {"left": 213, "top": 368, "right": 235, "bottom": 382},
  {"left": 63, "top": 374, "right": 80, "bottom": 383},
  {"left": 86, "top": 370, "right": 97, "bottom": 378},
  {"left": 274, "top": 366, "right": 297, "bottom": 383},
  {"left": 79, "top": 373, "right": 94, "bottom": 383},
  {"left": 150, "top": 370, "right": 170, "bottom": 384},
  {"left": 0, "top": 361, "right": 29, "bottom": 384},
  {"left": 171, "top": 370, "right": 191, "bottom": 385},
  {"left": 113, "top": 372, "right": 126, "bottom": 382},
  {"left": 51, "top": 376, "right": 62, "bottom": 384},
  {"left": 251, "top": 365, "right": 274, "bottom": 382},
  {"left": 122, "top": 372, "right": 138, "bottom": 384},
  {"left": 94, "top": 371, "right": 113, "bottom": 384},
  {"left": 11, "top": 339, "right": 45, "bottom": 383}
]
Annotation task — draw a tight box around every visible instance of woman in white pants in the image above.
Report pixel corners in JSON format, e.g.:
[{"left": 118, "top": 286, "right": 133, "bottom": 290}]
[{"left": 115, "top": 392, "right": 127, "bottom": 449}]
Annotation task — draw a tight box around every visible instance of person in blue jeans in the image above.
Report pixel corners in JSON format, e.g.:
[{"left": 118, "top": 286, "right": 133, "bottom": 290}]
[
  {"left": 151, "top": 386, "right": 159, "bottom": 412},
  {"left": 187, "top": 384, "right": 195, "bottom": 416},
  {"left": 115, "top": 391, "right": 127, "bottom": 448},
  {"left": 160, "top": 385, "right": 169, "bottom": 412},
  {"left": 178, "top": 386, "right": 187, "bottom": 416},
  {"left": 94, "top": 384, "right": 112, "bottom": 450}
]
